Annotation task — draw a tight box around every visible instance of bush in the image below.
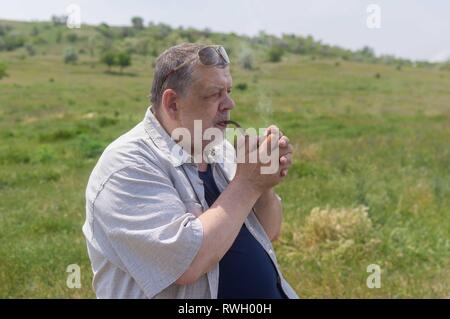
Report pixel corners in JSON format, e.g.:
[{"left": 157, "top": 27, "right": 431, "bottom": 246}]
[
  {"left": 101, "top": 51, "right": 116, "bottom": 71},
  {"left": 55, "top": 30, "right": 62, "bottom": 43},
  {"left": 64, "top": 48, "right": 78, "bottom": 64},
  {"left": 31, "top": 26, "right": 39, "bottom": 36},
  {"left": 117, "top": 51, "right": 131, "bottom": 72},
  {"left": 268, "top": 46, "right": 284, "bottom": 62},
  {"left": 0, "top": 62, "right": 7, "bottom": 79},
  {"left": 77, "top": 135, "right": 106, "bottom": 159},
  {"left": 96, "top": 23, "right": 114, "bottom": 39},
  {"left": 98, "top": 116, "right": 118, "bottom": 127},
  {"left": 0, "top": 24, "right": 12, "bottom": 36},
  {"left": 51, "top": 15, "right": 67, "bottom": 26},
  {"left": 134, "top": 39, "right": 149, "bottom": 55},
  {"left": 34, "top": 145, "right": 56, "bottom": 163},
  {"left": 302, "top": 205, "right": 372, "bottom": 247},
  {"left": 25, "top": 44, "right": 36, "bottom": 56},
  {"left": 239, "top": 51, "right": 254, "bottom": 70},
  {"left": 0, "top": 32, "right": 25, "bottom": 51},
  {"left": 66, "top": 33, "right": 78, "bottom": 43},
  {"left": 119, "top": 27, "right": 136, "bottom": 38},
  {"left": 236, "top": 83, "right": 248, "bottom": 91}
]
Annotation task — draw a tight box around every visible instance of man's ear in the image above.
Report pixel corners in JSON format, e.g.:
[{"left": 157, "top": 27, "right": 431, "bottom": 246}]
[{"left": 161, "top": 89, "right": 179, "bottom": 120}]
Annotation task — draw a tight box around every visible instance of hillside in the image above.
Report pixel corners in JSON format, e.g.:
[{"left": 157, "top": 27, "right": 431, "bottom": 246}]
[{"left": 0, "top": 19, "right": 449, "bottom": 298}]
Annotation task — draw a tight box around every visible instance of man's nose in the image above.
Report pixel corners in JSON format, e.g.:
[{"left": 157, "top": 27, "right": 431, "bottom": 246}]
[{"left": 220, "top": 94, "right": 235, "bottom": 112}]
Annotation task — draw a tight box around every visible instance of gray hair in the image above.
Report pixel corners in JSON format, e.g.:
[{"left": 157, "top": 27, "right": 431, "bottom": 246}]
[{"left": 150, "top": 43, "right": 207, "bottom": 109}]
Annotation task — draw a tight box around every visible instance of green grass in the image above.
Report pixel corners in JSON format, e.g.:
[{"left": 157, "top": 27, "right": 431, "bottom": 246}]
[{"left": 1, "top": 42, "right": 449, "bottom": 298}]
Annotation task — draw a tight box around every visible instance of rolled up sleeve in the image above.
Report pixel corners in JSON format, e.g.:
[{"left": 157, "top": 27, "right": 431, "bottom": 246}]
[{"left": 92, "top": 163, "right": 203, "bottom": 298}]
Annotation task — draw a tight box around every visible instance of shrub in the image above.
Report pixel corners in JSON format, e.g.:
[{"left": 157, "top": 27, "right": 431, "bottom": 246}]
[
  {"left": 239, "top": 51, "right": 254, "bottom": 70},
  {"left": 98, "top": 116, "right": 118, "bottom": 127},
  {"left": 101, "top": 51, "right": 116, "bottom": 71},
  {"left": 117, "top": 51, "right": 131, "bottom": 72},
  {"left": 64, "top": 48, "right": 78, "bottom": 64},
  {"left": 25, "top": 44, "right": 36, "bottom": 56},
  {"left": 302, "top": 205, "right": 372, "bottom": 246},
  {"left": 0, "top": 62, "right": 7, "bottom": 79},
  {"left": 0, "top": 24, "right": 12, "bottom": 36},
  {"left": 35, "top": 145, "right": 56, "bottom": 163},
  {"left": 51, "top": 15, "right": 67, "bottom": 26},
  {"left": 0, "top": 32, "right": 25, "bottom": 51},
  {"left": 66, "top": 33, "right": 78, "bottom": 43},
  {"left": 31, "top": 26, "right": 39, "bottom": 36},
  {"left": 77, "top": 135, "right": 106, "bottom": 159},
  {"left": 236, "top": 83, "right": 248, "bottom": 91},
  {"left": 268, "top": 46, "right": 284, "bottom": 62}
]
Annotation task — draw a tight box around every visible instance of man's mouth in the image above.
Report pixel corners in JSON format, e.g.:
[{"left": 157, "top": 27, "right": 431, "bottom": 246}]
[{"left": 215, "top": 120, "right": 229, "bottom": 129}]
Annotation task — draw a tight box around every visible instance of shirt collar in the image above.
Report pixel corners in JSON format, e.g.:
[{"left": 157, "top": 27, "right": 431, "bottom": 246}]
[{"left": 143, "top": 106, "right": 229, "bottom": 167}]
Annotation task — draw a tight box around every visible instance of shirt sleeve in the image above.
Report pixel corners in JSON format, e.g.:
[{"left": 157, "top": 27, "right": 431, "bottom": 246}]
[{"left": 92, "top": 163, "right": 203, "bottom": 298}]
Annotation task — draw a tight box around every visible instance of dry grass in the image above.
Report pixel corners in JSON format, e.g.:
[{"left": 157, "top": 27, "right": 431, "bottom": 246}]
[{"left": 302, "top": 205, "right": 372, "bottom": 246}]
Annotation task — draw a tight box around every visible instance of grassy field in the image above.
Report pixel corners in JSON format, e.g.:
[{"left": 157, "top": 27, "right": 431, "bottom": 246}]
[{"left": 1, "top": 34, "right": 449, "bottom": 298}]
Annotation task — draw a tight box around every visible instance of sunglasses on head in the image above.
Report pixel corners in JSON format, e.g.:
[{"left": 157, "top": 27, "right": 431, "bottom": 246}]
[{"left": 161, "top": 45, "right": 230, "bottom": 87}]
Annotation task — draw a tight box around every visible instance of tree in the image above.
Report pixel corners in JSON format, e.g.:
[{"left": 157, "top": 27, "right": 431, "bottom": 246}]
[
  {"left": 96, "top": 23, "right": 114, "bottom": 38},
  {"left": 0, "top": 62, "right": 7, "bottom": 79},
  {"left": 268, "top": 46, "right": 284, "bottom": 62},
  {"left": 101, "top": 51, "right": 116, "bottom": 71},
  {"left": 51, "top": 15, "right": 67, "bottom": 26},
  {"left": 117, "top": 52, "right": 131, "bottom": 73},
  {"left": 131, "top": 17, "right": 144, "bottom": 30}
]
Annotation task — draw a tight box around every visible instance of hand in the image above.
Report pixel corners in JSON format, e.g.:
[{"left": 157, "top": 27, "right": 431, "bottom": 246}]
[
  {"left": 265, "top": 125, "right": 293, "bottom": 178},
  {"left": 234, "top": 130, "right": 283, "bottom": 193}
]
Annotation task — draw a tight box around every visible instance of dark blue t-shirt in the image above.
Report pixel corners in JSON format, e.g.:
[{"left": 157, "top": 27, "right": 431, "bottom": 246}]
[{"left": 198, "top": 164, "right": 287, "bottom": 299}]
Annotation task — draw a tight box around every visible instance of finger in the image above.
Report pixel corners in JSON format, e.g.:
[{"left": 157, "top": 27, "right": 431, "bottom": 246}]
[
  {"left": 279, "top": 144, "right": 293, "bottom": 157},
  {"left": 280, "top": 168, "right": 289, "bottom": 177},
  {"left": 266, "top": 125, "right": 284, "bottom": 137},
  {"left": 278, "top": 135, "right": 290, "bottom": 147},
  {"left": 266, "top": 126, "right": 284, "bottom": 143},
  {"left": 259, "top": 131, "right": 279, "bottom": 153},
  {"left": 265, "top": 125, "right": 279, "bottom": 136},
  {"left": 279, "top": 153, "right": 292, "bottom": 166}
]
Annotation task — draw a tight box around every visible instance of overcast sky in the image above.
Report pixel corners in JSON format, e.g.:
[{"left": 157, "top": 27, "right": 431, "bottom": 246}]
[{"left": 1, "top": 0, "right": 449, "bottom": 61}]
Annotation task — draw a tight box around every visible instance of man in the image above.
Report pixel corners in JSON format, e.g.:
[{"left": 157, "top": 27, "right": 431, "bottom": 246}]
[{"left": 82, "top": 43, "right": 298, "bottom": 299}]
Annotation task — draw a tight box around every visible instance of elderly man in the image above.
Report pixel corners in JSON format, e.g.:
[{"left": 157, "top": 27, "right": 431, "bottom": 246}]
[{"left": 82, "top": 43, "right": 298, "bottom": 299}]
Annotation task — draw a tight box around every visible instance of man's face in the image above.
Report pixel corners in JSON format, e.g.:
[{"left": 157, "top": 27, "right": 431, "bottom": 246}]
[{"left": 177, "top": 65, "right": 235, "bottom": 150}]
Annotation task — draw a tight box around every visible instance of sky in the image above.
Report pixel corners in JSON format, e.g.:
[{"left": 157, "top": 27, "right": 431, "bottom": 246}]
[{"left": 1, "top": 0, "right": 449, "bottom": 62}]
